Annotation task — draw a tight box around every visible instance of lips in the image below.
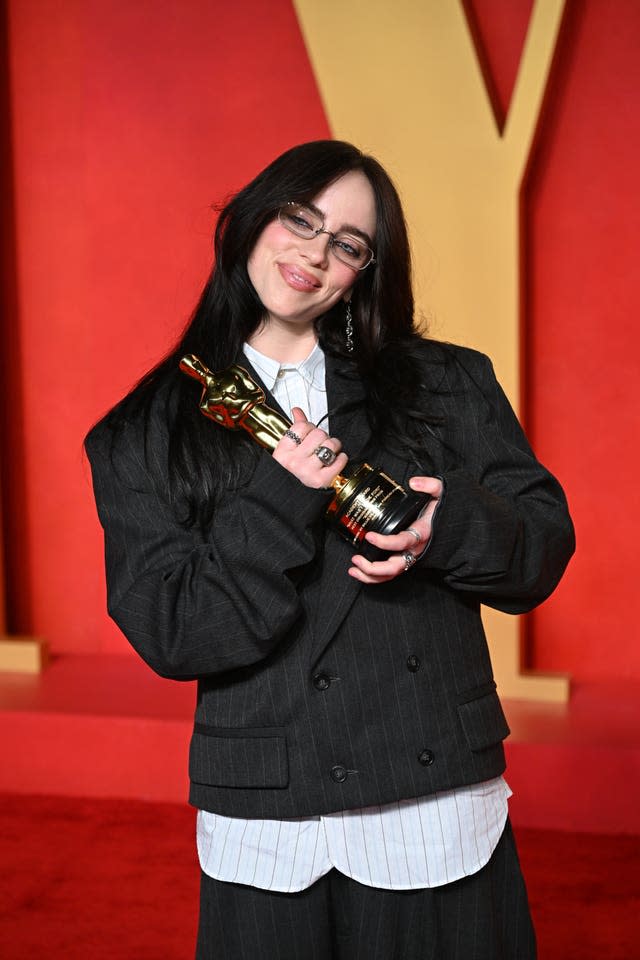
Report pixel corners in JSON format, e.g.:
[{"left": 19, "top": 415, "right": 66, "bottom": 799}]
[{"left": 278, "top": 263, "right": 321, "bottom": 292}]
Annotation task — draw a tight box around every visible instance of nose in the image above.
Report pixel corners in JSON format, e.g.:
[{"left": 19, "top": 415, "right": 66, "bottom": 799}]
[{"left": 302, "top": 229, "right": 331, "bottom": 267}]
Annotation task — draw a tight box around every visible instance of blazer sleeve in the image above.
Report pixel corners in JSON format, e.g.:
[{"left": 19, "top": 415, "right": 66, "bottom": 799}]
[
  {"left": 420, "top": 350, "right": 575, "bottom": 613},
  {"left": 85, "top": 408, "right": 331, "bottom": 680}
]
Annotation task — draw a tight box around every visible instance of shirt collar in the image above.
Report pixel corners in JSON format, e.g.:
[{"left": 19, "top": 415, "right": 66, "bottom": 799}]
[{"left": 242, "top": 340, "right": 325, "bottom": 392}]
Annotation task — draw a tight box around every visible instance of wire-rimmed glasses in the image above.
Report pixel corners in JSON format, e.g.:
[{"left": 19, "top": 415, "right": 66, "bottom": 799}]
[{"left": 277, "top": 202, "right": 376, "bottom": 271}]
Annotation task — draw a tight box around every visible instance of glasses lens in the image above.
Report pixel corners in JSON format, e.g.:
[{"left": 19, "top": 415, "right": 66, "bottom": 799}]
[
  {"left": 331, "top": 234, "right": 371, "bottom": 270},
  {"left": 278, "top": 203, "right": 321, "bottom": 239}
]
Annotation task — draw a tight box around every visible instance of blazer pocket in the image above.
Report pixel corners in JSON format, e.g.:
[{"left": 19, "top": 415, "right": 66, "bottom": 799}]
[
  {"left": 456, "top": 685, "right": 511, "bottom": 752},
  {"left": 189, "top": 724, "right": 289, "bottom": 789}
]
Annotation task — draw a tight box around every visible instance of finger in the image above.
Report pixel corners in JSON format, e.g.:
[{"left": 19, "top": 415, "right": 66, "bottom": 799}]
[
  {"left": 364, "top": 520, "right": 429, "bottom": 552},
  {"left": 275, "top": 420, "right": 318, "bottom": 461},
  {"left": 294, "top": 450, "right": 349, "bottom": 490},
  {"left": 350, "top": 553, "right": 406, "bottom": 579},
  {"left": 409, "top": 476, "right": 443, "bottom": 499},
  {"left": 348, "top": 557, "right": 398, "bottom": 583},
  {"left": 298, "top": 424, "right": 333, "bottom": 444},
  {"left": 316, "top": 451, "right": 349, "bottom": 487},
  {"left": 405, "top": 526, "right": 423, "bottom": 545},
  {"left": 348, "top": 561, "right": 398, "bottom": 584},
  {"left": 291, "top": 406, "right": 311, "bottom": 424},
  {"left": 299, "top": 428, "right": 344, "bottom": 458},
  {"left": 308, "top": 438, "right": 344, "bottom": 465},
  {"left": 280, "top": 423, "right": 315, "bottom": 446},
  {"left": 348, "top": 568, "right": 397, "bottom": 584}
]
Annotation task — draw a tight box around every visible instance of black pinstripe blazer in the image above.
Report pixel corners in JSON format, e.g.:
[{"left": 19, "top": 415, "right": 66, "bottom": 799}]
[{"left": 86, "top": 342, "right": 574, "bottom": 819}]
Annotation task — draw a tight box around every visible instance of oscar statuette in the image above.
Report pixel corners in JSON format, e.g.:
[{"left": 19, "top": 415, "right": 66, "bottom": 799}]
[{"left": 179, "top": 355, "right": 429, "bottom": 558}]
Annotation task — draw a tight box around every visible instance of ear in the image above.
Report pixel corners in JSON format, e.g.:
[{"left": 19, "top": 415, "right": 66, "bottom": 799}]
[{"left": 343, "top": 291, "right": 353, "bottom": 304}]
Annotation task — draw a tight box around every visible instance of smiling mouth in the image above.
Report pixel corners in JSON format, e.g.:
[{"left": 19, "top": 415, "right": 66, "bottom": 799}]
[{"left": 279, "top": 264, "right": 321, "bottom": 291}]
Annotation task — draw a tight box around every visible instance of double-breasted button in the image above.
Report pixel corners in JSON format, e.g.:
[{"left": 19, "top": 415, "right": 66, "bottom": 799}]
[
  {"left": 406, "top": 655, "right": 421, "bottom": 672},
  {"left": 418, "top": 749, "right": 435, "bottom": 766},
  {"left": 330, "top": 764, "right": 348, "bottom": 783},
  {"left": 313, "top": 673, "right": 331, "bottom": 691}
]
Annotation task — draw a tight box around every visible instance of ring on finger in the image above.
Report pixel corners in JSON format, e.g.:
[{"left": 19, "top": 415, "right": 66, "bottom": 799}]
[
  {"left": 314, "top": 445, "right": 337, "bottom": 467},
  {"left": 402, "top": 550, "right": 417, "bottom": 572},
  {"left": 406, "top": 527, "right": 421, "bottom": 543},
  {"left": 284, "top": 429, "right": 302, "bottom": 445}
]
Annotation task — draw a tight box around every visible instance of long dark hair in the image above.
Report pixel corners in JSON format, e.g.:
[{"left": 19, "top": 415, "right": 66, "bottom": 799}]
[{"left": 101, "top": 140, "right": 437, "bottom": 525}]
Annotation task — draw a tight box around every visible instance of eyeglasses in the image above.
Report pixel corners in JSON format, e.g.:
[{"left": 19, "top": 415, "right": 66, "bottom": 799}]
[{"left": 277, "top": 202, "right": 376, "bottom": 271}]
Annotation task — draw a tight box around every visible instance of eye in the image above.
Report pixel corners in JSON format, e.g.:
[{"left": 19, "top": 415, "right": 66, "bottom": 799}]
[
  {"left": 334, "top": 235, "right": 363, "bottom": 260},
  {"left": 289, "top": 213, "right": 314, "bottom": 230},
  {"left": 281, "top": 204, "right": 318, "bottom": 234}
]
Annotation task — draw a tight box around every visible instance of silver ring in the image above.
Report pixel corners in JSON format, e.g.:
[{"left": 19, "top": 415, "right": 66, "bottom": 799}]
[
  {"left": 402, "top": 550, "right": 417, "bottom": 572},
  {"left": 406, "top": 527, "right": 421, "bottom": 543},
  {"left": 284, "top": 429, "right": 302, "bottom": 445},
  {"left": 314, "top": 445, "right": 337, "bottom": 466}
]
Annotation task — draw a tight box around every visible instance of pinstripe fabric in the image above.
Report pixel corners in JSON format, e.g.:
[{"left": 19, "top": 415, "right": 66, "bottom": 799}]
[
  {"left": 195, "top": 820, "right": 536, "bottom": 959},
  {"left": 86, "top": 340, "right": 574, "bottom": 827},
  {"left": 197, "top": 777, "right": 511, "bottom": 892},
  {"left": 86, "top": 340, "right": 565, "bottom": 956},
  {"left": 199, "top": 347, "right": 511, "bottom": 894}
]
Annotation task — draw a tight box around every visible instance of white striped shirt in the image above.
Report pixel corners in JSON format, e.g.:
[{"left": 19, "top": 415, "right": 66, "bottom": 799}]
[
  {"left": 198, "top": 779, "right": 511, "bottom": 893},
  {"left": 198, "top": 342, "right": 510, "bottom": 892}
]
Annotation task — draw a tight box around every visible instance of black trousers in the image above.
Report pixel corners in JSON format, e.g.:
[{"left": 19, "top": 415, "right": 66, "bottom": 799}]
[{"left": 195, "top": 819, "right": 536, "bottom": 959}]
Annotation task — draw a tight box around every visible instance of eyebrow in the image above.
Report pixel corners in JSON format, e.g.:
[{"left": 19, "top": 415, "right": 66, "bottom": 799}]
[{"left": 304, "top": 201, "right": 375, "bottom": 248}]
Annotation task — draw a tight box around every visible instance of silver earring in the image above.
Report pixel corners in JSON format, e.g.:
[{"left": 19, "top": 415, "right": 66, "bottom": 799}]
[{"left": 345, "top": 300, "right": 354, "bottom": 353}]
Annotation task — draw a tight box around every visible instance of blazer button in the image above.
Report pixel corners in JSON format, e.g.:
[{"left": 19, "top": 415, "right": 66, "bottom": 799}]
[
  {"left": 418, "top": 749, "right": 435, "bottom": 766},
  {"left": 313, "top": 673, "right": 331, "bottom": 691},
  {"left": 406, "top": 655, "right": 421, "bottom": 672},
  {"left": 330, "top": 765, "right": 348, "bottom": 783}
]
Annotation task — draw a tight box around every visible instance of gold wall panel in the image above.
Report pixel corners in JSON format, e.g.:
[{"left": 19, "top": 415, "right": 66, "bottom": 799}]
[{"left": 294, "top": 0, "right": 568, "bottom": 700}]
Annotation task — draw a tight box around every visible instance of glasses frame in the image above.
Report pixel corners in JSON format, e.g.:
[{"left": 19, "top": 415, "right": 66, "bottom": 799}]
[{"left": 277, "top": 202, "right": 376, "bottom": 271}]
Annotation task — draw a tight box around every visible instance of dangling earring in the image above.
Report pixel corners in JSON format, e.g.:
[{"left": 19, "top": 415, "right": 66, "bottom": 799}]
[{"left": 345, "top": 300, "right": 354, "bottom": 353}]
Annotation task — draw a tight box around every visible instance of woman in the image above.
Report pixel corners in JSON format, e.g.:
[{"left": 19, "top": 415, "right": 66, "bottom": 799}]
[{"left": 86, "top": 140, "right": 574, "bottom": 959}]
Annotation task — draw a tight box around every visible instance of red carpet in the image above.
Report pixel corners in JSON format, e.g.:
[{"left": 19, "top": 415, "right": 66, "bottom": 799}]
[{"left": 0, "top": 794, "right": 638, "bottom": 959}]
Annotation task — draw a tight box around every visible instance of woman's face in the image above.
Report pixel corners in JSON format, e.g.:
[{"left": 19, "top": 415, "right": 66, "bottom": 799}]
[{"left": 247, "top": 170, "right": 376, "bottom": 336}]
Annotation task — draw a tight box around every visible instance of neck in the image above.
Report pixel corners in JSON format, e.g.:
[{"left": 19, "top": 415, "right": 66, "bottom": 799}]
[{"left": 247, "top": 319, "right": 318, "bottom": 363}]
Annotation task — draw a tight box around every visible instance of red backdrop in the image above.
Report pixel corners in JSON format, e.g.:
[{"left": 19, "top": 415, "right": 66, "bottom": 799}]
[
  {"left": 2, "top": 0, "right": 330, "bottom": 656},
  {"left": 524, "top": 0, "right": 640, "bottom": 680},
  {"left": 2, "top": 0, "right": 639, "bottom": 681}
]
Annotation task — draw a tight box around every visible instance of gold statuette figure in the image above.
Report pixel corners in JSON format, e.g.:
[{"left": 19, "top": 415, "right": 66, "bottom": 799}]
[{"left": 180, "top": 355, "right": 429, "bottom": 557}]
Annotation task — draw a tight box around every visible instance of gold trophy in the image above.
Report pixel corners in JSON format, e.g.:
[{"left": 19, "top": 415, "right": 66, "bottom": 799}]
[{"left": 180, "top": 355, "right": 429, "bottom": 558}]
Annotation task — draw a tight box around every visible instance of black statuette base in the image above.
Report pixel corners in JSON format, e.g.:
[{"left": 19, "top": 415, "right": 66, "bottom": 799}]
[{"left": 326, "top": 463, "right": 431, "bottom": 560}]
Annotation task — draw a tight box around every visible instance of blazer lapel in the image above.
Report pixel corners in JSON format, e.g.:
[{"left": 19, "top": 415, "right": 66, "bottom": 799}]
[
  {"left": 239, "top": 350, "right": 409, "bottom": 666},
  {"left": 324, "top": 353, "right": 371, "bottom": 456},
  {"left": 307, "top": 354, "right": 372, "bottom": 666}
]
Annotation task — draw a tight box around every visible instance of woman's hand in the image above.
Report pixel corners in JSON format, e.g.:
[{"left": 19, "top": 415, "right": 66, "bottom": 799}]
[
  {"left": 348, "top": 476, "right": 443, "bottom": 584},
  {"left": 273, "top": 407, "right": 348, "bottom": 489}
]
